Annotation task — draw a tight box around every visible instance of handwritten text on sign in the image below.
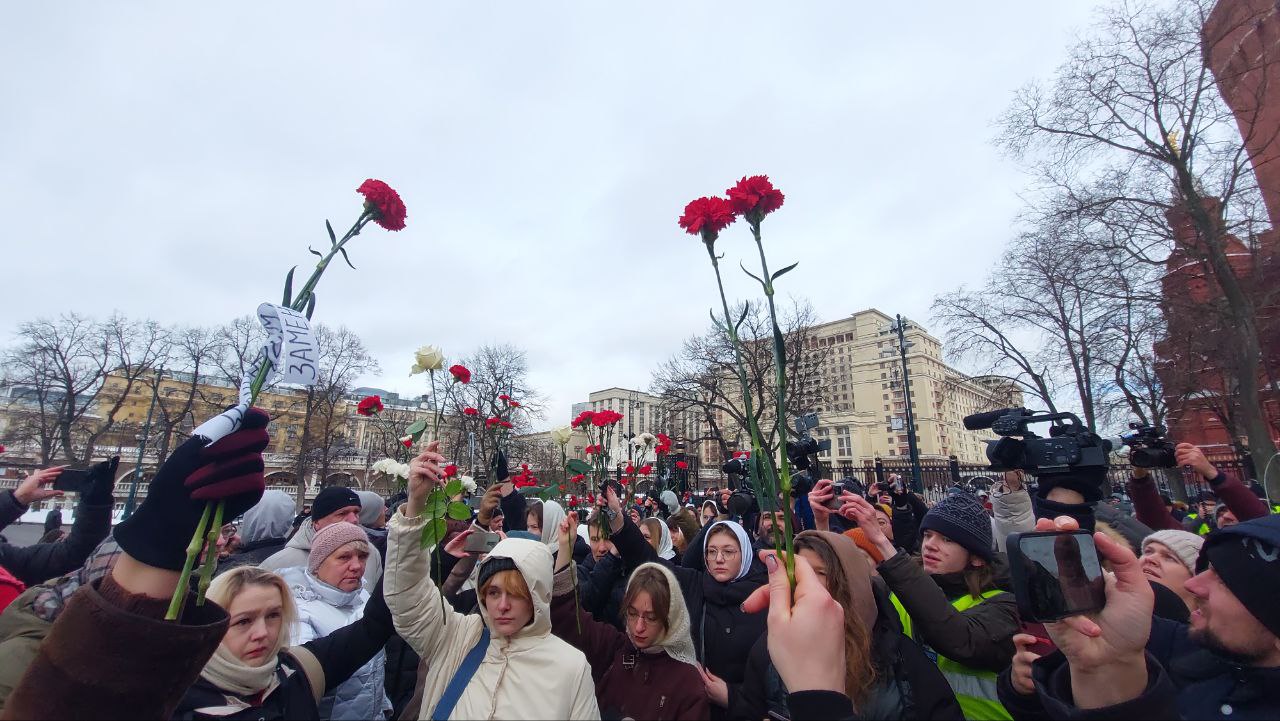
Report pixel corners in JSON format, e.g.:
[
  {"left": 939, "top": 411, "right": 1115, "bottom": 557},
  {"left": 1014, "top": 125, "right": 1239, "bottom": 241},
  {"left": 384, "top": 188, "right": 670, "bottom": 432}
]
[{"left": 257, "top": 303, "right": 320, "bottom": 387}]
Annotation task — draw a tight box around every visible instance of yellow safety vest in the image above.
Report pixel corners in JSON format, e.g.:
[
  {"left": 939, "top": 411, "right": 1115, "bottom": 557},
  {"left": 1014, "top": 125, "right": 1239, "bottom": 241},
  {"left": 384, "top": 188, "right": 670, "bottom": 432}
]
[
  {"left": 1185, "top": 512, "right": 1210, "bottom": 536},
  {"left": 891, "top": 589, "right": 1013, "bottom": 721}
]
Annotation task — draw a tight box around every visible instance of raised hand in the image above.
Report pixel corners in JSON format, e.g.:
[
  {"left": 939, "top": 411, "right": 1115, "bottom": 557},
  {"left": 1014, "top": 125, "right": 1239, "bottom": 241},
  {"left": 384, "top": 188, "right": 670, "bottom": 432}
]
[
  {"left": 405, "top": 441, "right": 445, "bottom": 518},
  {"left": 14, "top": 467, "right": 66, "bottom": 506},
  {"left": 841, "top": 494, "right": 896, "bottom": 560},
  {"left": 555, "top": 511, "right": 579, "bottom": 571},
  {"left": 741, "top": 551, "right": 847, "bottom": 694},
  {"left": 1035, "top": 516, "right": 1152, "bottom": 710},
  {"left": 475, "top": 485, "right": 503, "bottom": 527},
  {"left": 807, "top": 478, "right": 834, "bottom": 529},
  {"left": 1174, "top": 442, "right": 1217, "bottom": 480},
  {"left": 1009, "top": 634, "right": 1042, "bottom": 696},
  {"left": 443, "top": 528, "right": 475, "bottom": 559}
]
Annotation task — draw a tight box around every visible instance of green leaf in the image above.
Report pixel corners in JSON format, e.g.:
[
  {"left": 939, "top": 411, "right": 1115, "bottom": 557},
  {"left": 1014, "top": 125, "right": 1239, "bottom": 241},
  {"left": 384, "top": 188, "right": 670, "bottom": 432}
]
[
  {"left": 428, "top": 491, "right": 448, "bottom": 518},
  {"left": 444, "top": 479, "right": 463, "bottom": 497},
  {"left": 405, "top": 419, "right": 427, "bottom": 436},
  {"left": 517, "top": 485, "right": 548, "bottom": 496},
  {"left": 771, "top": 262, "right": 799, "bottom": 281},
  {"left": 308, "top": 245, "right": 323, "bottom": 258},
  {"left": 282, "top": 266, "right": 296, "bottom": 307},
  {"left": 305, "top": 293, "right": 317, "bottom": 320},
  {"left": 447, "top": 502, "right": 472, "bottom": 521},
  {"left": 420, "top": 518, "right": 447, "bottom": 548},
  {"left": 338, "top": 245, "right": 357, "bottom": 270},
  {"left": 739, "top": 260, "right": 766, "bottom": 286},
  {"left": 566, "top": 459, "right": 592, "bottom": 474},
  {"left": 326, "top": 219, "right": 338, "bottom": 247}
]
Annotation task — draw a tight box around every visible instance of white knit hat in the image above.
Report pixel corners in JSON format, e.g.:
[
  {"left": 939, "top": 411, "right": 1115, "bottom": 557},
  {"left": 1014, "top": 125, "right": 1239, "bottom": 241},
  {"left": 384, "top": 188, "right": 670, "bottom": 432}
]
[{"left": 1142, "top": 530, "right": 1204, "bottom": 575}]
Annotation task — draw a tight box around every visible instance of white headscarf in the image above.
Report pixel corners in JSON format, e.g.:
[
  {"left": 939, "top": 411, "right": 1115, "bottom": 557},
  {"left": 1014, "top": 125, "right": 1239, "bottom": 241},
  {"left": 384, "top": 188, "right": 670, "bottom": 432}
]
[
  {"left": 644, "top": 518, "right": 675, "bottom": 560},
  {"left": 538, "top": 500, "right": 566, "bottom": 551},
  {"left": 703, "top": 520, "right": 753, "bottom": 582},
  {"left": 629, "top": 562, "right": 699, "bottom": 669}
]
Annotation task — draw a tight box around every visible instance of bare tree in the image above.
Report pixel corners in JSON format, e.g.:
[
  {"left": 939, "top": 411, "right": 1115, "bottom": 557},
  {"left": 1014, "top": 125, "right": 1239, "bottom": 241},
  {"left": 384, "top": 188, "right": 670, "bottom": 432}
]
[
  {"left": 292, "top": 325, "right": 378, "bottom": 505},
  {"left": 1, "top": 313, "right": 169, "bottom": 463},
  {"left": 998, "top": 0, "right": 1278, "bottom": 471},
  {"left": 650, "top": 297, "right": 828, "bottom": 461},
  {"left": 139, "top": 325, "right": 227, "bottom": 463},
  {"left": 443, "top": 343, "right": 545, "bottom": 478}
]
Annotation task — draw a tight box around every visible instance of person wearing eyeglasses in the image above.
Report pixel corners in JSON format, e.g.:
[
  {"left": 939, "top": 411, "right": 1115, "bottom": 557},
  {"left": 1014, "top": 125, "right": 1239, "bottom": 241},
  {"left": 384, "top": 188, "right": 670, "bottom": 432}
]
[{"left": 598, "top": 486, "right": 766, "bottom": 719}]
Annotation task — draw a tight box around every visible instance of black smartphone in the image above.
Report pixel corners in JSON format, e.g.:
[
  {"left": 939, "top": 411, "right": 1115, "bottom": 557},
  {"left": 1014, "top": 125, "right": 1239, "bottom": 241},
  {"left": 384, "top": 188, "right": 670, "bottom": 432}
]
[
  {"left": 52, "top": 468, "right": 93, "bottom": 494},
  {"left": 1006, "top": 530, "right": 1106, "bottom": 622},
  {"left": 463, "top": 531, "right": 501, "bottom": 555}
]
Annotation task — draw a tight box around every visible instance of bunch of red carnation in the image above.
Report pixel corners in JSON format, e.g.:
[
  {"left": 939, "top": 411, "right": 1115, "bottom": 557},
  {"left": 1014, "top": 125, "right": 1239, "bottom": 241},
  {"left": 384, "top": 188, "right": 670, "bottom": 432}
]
[
  {"left": 356, "top": 395, "right": 383, "bottom": 416},
  {"left": 591, "top": 410, "right": 623, "bottom": 427},
  {"left": 655, "top": 432, "right": 672, "bottom": 455},
  {"left": 485, "top": 417, "right": 514, "bottom": 430}
]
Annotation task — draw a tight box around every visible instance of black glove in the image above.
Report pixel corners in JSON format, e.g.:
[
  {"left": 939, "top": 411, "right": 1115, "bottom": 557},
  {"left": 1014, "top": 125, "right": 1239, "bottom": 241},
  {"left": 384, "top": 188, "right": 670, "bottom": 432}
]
[
  {"left": 115, "top": 408, "right": 270, "bottom": 571},
  {"left": 81, "top": 456, "right": 120, "bottom": 505}
]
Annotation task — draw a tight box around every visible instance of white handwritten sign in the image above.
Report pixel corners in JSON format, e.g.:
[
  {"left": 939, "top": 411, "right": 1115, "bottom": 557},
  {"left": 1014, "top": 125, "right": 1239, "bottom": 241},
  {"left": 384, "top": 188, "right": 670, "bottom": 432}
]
[{"left": 256, "top": 303, "right": 320, "bottom": 388}]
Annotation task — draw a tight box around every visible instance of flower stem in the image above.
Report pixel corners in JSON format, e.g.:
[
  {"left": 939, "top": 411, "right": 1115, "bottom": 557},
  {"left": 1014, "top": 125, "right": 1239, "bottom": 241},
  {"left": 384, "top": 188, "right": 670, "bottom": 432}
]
[
  {"left": 196, "top": 500, "right": 226, "bottom": 605},
  {"left": 749, "top": 221, "right": 797, "bottom": 591},
  {"left": 166, "top": 503, "right": 212, "bottom": 621}
]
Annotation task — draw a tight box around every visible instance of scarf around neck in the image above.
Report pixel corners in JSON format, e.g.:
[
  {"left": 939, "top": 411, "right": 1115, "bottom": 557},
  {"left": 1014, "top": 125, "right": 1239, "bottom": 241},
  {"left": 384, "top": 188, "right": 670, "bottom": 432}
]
[{"left": 199, "top": 643, "right": 283, "bottom": 699}]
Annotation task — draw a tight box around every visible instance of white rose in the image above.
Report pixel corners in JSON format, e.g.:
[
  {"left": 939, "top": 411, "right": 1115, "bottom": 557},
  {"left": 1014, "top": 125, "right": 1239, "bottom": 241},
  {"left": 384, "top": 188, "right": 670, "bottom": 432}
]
[
  {"left": 409, "top": 345, "right": 445, "bottom": 375},
  {"left": 460, "top": 476, "right": 477, "bottom": 494},
  {"left": 394, "top": 462, "right": 411, "bottom": 479},
  {"left": 550, "top": 425, "right": 573, "bottom": 446},
  {"left": 633, "top": 432, "right": 656, "bottom": 448}
]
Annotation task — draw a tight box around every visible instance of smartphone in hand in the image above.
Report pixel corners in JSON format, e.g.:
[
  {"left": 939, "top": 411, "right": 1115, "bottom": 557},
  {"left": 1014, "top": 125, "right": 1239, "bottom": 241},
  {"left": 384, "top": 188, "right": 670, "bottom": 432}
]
[
  {"left": 463, "top": 531, "right": 501, "bottom": 555},
  {"left": 1007, "top": 530, "right": 1106, "bottom": 622},
  {"left": 52, "top": 469, "right": 93, "bottom": 494}
]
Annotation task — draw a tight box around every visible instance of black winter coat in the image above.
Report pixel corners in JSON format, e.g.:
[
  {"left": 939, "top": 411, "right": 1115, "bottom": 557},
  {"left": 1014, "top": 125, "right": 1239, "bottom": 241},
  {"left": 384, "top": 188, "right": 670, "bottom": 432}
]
[
  {"left": 214, "top": 536, "right": 287, "bottom": 575},
  {"left": 0, "top": 491, "right": 112, "bottom": 587},
  {"left": 1009, "top": 617, "right": 1280, "bottom": 721}
]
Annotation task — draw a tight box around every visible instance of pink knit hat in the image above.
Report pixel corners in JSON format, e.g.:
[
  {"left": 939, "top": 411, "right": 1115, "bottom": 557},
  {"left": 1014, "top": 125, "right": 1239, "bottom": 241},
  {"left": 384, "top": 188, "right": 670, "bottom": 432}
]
[{"left": 308, "top": 522, "right": 369, "bottom": 574}]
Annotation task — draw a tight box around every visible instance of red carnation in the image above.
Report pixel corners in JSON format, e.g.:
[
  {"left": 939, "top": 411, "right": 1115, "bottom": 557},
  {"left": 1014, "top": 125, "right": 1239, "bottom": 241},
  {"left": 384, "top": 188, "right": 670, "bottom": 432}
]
[
  {"left": 444, "top": 464, "right": 459, "bottom": 478},
  {"left": 500, "top": 420, "right": 513, "bottom": 429},
  {"left": 587, "top": 493, "right": 596, "bottom": 504},
  {"left": 558, "top": 484, "right": 567, "bottom": 492},
  {"left": 464, "top": 407, "right": 479, "bottom": 416},
  {"left": 678, "top": 196, "right": 736, "bottom": 239},
  {"left": 675, "top": 461, "right": 689, "bottom": 470},
  {"left": 726, "top": 175, "right": 785, "bottom": 220},
  {"left": 625, "top": 464, "right": 635, "bottom": 475},
  {"left": 356, "top": 395, "right": 383, "bottom": 416},
  {"left": 448, "top": 364, "right": 471, "bottom": 384},
  {"left": 508, "top": 400, "right": 521, "bottom": 408},
  {"left": 400, "top": 436, "right": 413, "bottom": 448},
  {"left": 498, "top": 394, "right": 511, "bottom": 403},
  {"left": 356, "top": 179, "right": 407, "bottom": 231},
  {"left": 572, "top": 411, "right": 595, "bottom": 429},
  {"left": 570, "top": 474, "right": 585, "bottom": 483},
  {"left": 638, "top": 464, "right": 653, "bottom": 476},
  {"left": 485, "top": 417, "right": 501, "bottom": 428}
]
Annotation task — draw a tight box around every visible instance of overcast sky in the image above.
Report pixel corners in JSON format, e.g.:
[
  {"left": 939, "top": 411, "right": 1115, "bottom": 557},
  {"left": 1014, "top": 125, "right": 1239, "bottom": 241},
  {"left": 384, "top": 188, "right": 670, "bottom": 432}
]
[{"left": 1, "top": 1, "right": 1102, "bottom": 430}]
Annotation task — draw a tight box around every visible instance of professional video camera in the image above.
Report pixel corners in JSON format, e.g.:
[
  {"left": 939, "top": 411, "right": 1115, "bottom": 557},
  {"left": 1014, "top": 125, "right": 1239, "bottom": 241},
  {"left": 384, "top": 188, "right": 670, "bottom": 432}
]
[
  {"left": 963, "top": 407, "right": 1114, "bottom": 477},
  {"left": 786, "top": 412, "right": 832, "bottom": 473},
  {"left": 1119, "top": 423, "right": 1177, "bottom": 468}
]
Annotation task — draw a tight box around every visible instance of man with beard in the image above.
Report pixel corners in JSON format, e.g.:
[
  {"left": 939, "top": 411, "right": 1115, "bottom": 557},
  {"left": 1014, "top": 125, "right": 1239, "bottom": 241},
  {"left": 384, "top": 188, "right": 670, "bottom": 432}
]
[{"left": 1018, "top": 514, "right": 1280, "bottom": 720}]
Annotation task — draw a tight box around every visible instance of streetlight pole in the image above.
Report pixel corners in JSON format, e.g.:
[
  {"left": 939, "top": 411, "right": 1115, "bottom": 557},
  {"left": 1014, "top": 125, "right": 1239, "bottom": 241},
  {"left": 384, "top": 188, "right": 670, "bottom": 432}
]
[
  {"left": 123, "top": 367, "right": 163, "bottom": 519},
  {"left": 892, "top": 316, "right": 923, "bottom": 494}
]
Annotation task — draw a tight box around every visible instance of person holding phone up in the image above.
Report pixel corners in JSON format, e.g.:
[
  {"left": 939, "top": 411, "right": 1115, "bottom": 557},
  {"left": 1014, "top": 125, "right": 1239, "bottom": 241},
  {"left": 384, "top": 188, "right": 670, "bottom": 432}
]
[
  {"left": 1010, "top": 514, "right": 1280, "bottom": 720},
  {"left": 845, "top": 493, "right": 1018, "bottom": 721},
  {"left": 0, "top": 460, "right": 116, "bottom": 588}
]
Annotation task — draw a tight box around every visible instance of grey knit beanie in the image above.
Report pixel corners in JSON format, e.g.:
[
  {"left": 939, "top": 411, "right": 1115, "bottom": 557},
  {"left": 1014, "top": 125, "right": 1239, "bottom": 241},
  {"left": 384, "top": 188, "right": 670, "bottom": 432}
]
[{"left": 1142, "top": 530, "right": 1204, "bottom": 575}]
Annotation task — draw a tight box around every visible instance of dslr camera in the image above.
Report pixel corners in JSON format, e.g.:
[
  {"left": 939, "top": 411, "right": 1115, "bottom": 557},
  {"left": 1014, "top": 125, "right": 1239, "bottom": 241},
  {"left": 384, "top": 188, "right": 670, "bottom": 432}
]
[
  {"left": 963, "top": 407, "right": 1113, "bottom": 478},
  {"left": 1119, "top": 423, "right": 1177, "bottom": 468}
]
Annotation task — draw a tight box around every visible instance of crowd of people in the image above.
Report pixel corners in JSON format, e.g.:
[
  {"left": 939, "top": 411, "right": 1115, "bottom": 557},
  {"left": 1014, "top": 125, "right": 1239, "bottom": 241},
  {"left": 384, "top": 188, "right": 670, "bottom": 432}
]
[{"left": 0, "top": 406, "right": 1275, "bottom": 720}]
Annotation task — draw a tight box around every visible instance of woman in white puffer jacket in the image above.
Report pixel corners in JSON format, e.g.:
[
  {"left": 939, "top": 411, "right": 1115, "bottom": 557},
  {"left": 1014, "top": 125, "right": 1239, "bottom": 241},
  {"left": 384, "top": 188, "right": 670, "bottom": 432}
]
[{"left": 277, "top": 521, "right": 391, "bottom": 720}]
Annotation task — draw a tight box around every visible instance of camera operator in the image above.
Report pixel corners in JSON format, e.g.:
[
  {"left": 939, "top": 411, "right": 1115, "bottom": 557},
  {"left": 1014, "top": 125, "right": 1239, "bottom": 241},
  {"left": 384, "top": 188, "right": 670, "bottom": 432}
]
[
  {"left": 1127, "top": 443, "right": 1269, "bottom": 536},
  {"left": 999, "top": 514, "right": 1280, "bottom": 720}
]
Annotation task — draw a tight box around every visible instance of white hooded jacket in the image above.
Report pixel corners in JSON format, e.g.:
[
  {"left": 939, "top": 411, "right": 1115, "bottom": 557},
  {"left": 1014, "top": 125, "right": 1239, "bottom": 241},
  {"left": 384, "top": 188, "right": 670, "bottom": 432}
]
[{"left": 385, "top": 509, "right": 599, "bottom": 721}]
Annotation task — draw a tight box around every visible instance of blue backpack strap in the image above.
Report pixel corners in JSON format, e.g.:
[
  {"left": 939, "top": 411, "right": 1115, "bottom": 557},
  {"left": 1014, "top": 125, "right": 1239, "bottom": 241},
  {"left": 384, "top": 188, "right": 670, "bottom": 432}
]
[{"left": 431, "top": 626, "right": 490, "bottom": 721}]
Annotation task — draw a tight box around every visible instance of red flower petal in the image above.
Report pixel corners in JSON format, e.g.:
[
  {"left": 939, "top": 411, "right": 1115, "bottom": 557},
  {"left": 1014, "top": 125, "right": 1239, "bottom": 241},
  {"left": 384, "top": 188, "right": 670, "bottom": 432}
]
[
  {"left": 356, "top": 179, "right": 407, "bottom": 231},
  {"left": 726, "top": 175, "right": 785, "bottom": 218},
  {"left": 678, "top": 196, "right": 736, "bottom": 237}
]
